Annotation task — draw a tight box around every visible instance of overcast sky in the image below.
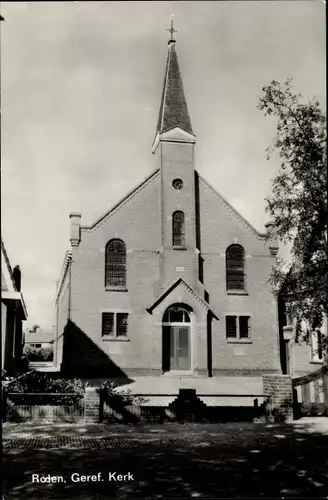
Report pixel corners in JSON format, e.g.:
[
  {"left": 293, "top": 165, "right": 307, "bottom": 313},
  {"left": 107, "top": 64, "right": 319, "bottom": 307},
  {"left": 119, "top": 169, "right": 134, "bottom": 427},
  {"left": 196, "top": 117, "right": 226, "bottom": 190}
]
[{"left": 1, "top": 1, "right": 325, "bottom": 331}]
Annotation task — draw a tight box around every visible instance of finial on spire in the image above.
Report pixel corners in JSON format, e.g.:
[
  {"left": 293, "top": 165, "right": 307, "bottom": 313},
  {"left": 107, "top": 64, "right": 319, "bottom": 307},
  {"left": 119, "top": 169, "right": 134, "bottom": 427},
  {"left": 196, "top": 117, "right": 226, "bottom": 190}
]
[{"left": 167, "top": 19, "right": 177, "bottom": 43}]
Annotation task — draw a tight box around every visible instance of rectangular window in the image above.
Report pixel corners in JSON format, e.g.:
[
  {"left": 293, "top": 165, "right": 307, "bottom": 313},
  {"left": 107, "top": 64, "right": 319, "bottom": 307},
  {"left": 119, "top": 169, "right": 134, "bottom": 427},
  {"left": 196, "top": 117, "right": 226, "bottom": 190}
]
[
  {"left": 226, "top": 315, "right": 250, "bottom": 339},
  {"left": 102, "top": 312, "right": 128, "bottom": 337},
  {"left": 226, "top": 316, "right": 237, "bottom": 338},
  {"left": 117, "top": 313, "right": 128, "bottom": 336},
  {"left": 102, "top": 313, "right": 115, "bottom": 336},
  {"left": 239, "top": 316, "right": 250, "bottom": 338}
]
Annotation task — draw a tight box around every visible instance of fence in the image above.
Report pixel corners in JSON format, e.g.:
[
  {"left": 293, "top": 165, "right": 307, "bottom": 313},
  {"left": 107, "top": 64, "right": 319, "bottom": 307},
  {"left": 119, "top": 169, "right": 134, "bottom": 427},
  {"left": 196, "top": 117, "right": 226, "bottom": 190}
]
[
  {"left": 3, "top": 393, "right": 85, "bottom": 423},
  {"left": 292, "top": 365, "right": 328, "bottom": 418}
]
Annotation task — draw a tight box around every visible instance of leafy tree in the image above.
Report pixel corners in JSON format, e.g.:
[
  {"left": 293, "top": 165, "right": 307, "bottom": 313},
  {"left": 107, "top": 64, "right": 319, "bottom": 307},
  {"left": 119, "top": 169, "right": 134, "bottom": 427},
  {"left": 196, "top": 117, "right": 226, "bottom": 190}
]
[{"left": 258, "top": 79, "right": 327, "bottom": 352}]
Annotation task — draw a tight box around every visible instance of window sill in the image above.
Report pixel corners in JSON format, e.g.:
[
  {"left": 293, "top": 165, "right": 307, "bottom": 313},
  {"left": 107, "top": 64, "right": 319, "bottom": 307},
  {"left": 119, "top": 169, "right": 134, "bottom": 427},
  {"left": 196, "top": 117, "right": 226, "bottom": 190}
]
[
  {"left": 173, "top": 246, "right": 187, "bottom": 251},
  {"left": 227, "top": 290, "right": 248, "bottom": 296},
  {"left": 227, "top": 338, "right": 252, "bottom": 344},
  {"left": 105, "top": 287, "right": 128, "bottom": 292},
  {"left": 102, "top": 337, "right": 130, "bottom": 342}
]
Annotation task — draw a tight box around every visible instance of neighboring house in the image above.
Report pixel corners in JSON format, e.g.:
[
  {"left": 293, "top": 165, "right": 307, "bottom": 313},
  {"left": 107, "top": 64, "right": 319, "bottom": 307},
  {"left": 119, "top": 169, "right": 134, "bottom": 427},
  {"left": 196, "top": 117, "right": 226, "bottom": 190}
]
[
  {"left": 24, "top": 327, "right": 54, "bottom": 350},
  {"left": 55, "top": 33, "right": 283, "bottom": 383},
  {"left": 1, "top": 239, "right": 28, "bottom": 374},
  {"left": 280, "top": 303, "right": 327, "bottom": 377}
]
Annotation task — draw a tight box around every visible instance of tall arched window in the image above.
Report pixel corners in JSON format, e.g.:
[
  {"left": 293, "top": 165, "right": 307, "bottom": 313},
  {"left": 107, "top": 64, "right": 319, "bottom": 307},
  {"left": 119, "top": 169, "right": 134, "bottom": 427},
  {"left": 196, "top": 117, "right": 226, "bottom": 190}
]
[
  {"left": 226, "top": 244, "right": 245, "bottom": 290},
  {"left": 172, "top": 211, "right": 185, "bottom": 247},
  {"left": 105, "top": 239, "right": 127, "bottom": 288}
]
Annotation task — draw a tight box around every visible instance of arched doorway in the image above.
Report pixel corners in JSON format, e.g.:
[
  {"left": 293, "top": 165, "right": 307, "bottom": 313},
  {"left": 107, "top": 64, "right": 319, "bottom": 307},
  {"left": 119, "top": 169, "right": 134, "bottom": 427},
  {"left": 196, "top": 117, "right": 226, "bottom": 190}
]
[{"left": 162, "top": 305, "right": 191, "bottom": 372}]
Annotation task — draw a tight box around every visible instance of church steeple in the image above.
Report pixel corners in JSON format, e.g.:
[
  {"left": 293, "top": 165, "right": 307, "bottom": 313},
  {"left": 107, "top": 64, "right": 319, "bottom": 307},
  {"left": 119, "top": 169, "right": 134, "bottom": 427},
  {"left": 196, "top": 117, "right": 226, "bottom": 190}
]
[{"left": 153, "top": 22, "right": 194, "bottom": 152}]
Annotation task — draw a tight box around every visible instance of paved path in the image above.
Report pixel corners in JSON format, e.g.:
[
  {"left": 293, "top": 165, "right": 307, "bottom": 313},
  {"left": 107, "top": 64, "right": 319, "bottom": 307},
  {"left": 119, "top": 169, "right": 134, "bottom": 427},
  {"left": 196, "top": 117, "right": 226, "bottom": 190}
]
[{"left": 3, "top": 418, "right": 328, "bottom": 449}]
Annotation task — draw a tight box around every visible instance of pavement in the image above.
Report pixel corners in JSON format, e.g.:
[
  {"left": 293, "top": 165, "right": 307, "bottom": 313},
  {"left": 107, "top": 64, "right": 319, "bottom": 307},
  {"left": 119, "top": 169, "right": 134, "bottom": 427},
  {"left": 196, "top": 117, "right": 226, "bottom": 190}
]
[
  {"left": 3, "top": 417, "right": 328, "bottom": 449},
  {"left": 3, "top": 417, "right": 328, "bottom": 499}
]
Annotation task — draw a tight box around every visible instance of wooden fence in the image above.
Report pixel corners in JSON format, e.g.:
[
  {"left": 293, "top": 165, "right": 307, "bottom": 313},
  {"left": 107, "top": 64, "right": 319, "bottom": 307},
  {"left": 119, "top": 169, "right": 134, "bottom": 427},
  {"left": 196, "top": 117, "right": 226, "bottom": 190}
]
[
  {"left": 292, "top": 365, "right": 328, "bottom": 418},
  {"left": 3, "top": 393, "right": 85, "bottom": 423}
]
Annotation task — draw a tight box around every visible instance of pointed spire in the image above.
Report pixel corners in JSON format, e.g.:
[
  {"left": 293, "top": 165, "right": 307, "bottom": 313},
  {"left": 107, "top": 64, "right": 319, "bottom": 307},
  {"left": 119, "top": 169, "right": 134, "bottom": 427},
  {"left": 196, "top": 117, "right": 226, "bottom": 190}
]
[{"left": 155, "top": 22, "right": 193, "bottom": 136}]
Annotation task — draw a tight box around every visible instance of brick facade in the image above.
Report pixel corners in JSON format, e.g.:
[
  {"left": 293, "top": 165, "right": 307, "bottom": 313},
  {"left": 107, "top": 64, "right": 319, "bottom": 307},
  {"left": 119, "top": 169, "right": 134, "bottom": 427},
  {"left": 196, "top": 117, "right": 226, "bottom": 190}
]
[{"left": 55, "top": 39, "right": 282, "bottom": 382}]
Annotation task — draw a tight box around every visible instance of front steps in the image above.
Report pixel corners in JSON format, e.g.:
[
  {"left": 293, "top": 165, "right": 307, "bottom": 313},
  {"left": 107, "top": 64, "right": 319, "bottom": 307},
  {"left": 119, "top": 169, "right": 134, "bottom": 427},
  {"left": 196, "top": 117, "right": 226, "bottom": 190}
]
[{"left": 102, "top": 388, "right": 266, "bottom": 424}]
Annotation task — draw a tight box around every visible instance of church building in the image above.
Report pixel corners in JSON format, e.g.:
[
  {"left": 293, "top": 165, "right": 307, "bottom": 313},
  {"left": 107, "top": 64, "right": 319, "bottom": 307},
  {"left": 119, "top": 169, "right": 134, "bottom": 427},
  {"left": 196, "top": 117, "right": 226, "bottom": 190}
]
[{"left": 55, "top": 29, "right": 283, "bottom": 381}]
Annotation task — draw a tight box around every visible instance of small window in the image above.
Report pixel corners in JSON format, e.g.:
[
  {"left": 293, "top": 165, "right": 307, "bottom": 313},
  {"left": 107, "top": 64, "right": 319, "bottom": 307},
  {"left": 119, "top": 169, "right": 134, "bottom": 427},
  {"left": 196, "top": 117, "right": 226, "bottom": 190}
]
[
  {"left": 226, "top": 315, "right": 250, "bottom": 339},
  {"left": 226, "top": 316, "right": 237, "bottom": 338},
  {"left": 172, "top": 211, "right": 185, "bottom": 247},
  {"left": 102, "top": 312, "right": 129, "bottom": 338}
]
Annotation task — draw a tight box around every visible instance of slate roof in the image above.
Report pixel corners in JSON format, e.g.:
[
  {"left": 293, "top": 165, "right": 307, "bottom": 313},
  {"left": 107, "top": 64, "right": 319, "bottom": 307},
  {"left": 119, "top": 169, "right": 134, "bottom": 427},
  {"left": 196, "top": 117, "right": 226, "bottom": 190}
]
[{"left": 156, "top": 41, "right": 193, "bottom": 135}]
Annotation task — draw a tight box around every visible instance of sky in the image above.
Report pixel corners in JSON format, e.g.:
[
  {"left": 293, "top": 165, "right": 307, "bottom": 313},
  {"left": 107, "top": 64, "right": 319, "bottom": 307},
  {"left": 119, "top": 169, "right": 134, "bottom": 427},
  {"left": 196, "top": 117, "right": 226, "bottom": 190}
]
[{"left": 1, "top": 1, "right": 326, "bottom": 331}]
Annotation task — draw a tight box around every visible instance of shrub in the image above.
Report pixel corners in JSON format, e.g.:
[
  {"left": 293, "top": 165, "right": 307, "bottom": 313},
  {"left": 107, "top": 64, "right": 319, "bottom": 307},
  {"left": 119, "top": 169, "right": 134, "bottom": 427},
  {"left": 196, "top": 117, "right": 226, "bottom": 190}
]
[
  {"left": 24, "top": 345, "right": 53, "bottom": 362},
  {"left": 7, "top": 372, "right": 85, "bottom": 395},
  {"left": 99, "top": 380, "right": 148, "bottom": 406}
]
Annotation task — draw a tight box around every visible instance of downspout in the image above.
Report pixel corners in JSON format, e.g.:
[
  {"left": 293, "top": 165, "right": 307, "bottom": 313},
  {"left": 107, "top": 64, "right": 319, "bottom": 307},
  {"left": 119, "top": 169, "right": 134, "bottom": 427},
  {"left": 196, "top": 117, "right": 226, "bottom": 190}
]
[
  {"left": 68, "top": 257, "right": 72, "bottom": 322},
  {"left": 54, "top": 299, "right": 59, "bottom": 367}
]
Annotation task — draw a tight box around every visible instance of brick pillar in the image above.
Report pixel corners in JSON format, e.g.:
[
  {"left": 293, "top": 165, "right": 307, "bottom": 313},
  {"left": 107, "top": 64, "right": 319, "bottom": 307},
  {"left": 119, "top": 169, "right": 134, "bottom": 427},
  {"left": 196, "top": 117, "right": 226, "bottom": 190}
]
[
  {"left": 84, "top": 387, "right": 100, "bottom": 424},
  {"left": 263, "top": 374, "right": 293, "bottom": 423}
]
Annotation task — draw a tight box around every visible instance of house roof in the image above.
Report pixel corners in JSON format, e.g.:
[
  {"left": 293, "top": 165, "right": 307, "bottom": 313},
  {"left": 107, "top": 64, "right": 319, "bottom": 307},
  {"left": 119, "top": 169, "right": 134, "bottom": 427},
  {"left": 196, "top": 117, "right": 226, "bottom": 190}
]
[
  {"left": 156, "top": 40, "right": 193, "bottom": 136},
  {"left": 55, "top": 250, "right": 72, "bottom": 302},
  {"left": 1, "top": 239, "right": 17, "bottom": 292},
  {"left": 1, "top": 239, "right": 28, "bottom": 319},
  {"left": 25, "top": 331, "right": 54, "bottom": 344}
]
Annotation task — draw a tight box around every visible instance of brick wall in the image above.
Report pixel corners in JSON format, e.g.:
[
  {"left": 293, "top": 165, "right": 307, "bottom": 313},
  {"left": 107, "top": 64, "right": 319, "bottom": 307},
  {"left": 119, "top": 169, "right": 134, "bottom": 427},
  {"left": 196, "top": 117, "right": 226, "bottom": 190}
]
[
  {"left": 84, "top": 387, "right": 100, "bottom": 423},
  {"left": 199, "top": 179, "right": 281, "bottom": 373},
  {"left": 263, "top": 374, "right": 293, "bottom": 422}
]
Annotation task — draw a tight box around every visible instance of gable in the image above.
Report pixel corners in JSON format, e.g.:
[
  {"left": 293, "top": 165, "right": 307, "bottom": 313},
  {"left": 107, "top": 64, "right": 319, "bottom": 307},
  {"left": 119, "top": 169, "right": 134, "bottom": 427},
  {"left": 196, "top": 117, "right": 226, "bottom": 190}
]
[
  {"left": 198, "top": 175, "right": 269, "bottom": 255},
  {"left": 82, "top": 169, "right": 160, "bottom": 231},
  {"left": 79, "top": 169, "right": 161, "bottom": 252},
  {"left": 147, "top": 278, "right": 210, "bottom": 314}
]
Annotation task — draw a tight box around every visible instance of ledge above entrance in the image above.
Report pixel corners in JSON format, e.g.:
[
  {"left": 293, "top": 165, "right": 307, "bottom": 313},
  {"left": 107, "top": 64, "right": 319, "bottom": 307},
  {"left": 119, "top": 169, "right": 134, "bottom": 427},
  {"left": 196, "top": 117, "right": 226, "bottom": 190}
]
[{"left": 146, "top": 277, "right": 217, "bottom": 319}]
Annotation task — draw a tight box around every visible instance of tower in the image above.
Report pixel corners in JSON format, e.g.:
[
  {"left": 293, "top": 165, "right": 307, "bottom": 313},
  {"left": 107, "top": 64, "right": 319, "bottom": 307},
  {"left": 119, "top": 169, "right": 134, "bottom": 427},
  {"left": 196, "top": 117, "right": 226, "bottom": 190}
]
[{"left": 153, "top": 23, "right": 199, "bottom": 290}]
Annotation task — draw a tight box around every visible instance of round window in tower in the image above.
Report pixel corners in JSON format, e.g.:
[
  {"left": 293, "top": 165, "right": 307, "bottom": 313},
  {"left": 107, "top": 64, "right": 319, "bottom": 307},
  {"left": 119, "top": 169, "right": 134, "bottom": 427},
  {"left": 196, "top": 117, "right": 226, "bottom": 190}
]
[{"left": 172, "top": 178, "right": 184, "bottom": 190}]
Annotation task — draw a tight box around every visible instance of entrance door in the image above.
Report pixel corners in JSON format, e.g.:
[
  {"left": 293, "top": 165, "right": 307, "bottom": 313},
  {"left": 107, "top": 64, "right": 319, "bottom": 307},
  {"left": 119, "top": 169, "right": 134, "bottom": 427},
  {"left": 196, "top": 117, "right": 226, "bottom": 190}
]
[
  {"left": 162, "top": 305, "right": 191, "bottom": 372},
  {"left": 170, "top": 326, "right": 190, "bottom": 371}
]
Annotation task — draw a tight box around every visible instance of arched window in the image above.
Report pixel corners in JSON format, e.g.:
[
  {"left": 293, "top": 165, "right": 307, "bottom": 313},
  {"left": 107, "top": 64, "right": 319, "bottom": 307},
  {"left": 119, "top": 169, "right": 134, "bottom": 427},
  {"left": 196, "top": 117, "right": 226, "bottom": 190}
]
[
  {"left": 105, "top": 239, "right": 127, "bottom": 288},
  {"left": 163, "top": 305, "right": 191, "bottom": 324},
  {"left": 172, "top": 211, "right": 185, "bottom": 247},
  {"left": 226, "top": 244, "right": 245, "bottom": 290}
]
